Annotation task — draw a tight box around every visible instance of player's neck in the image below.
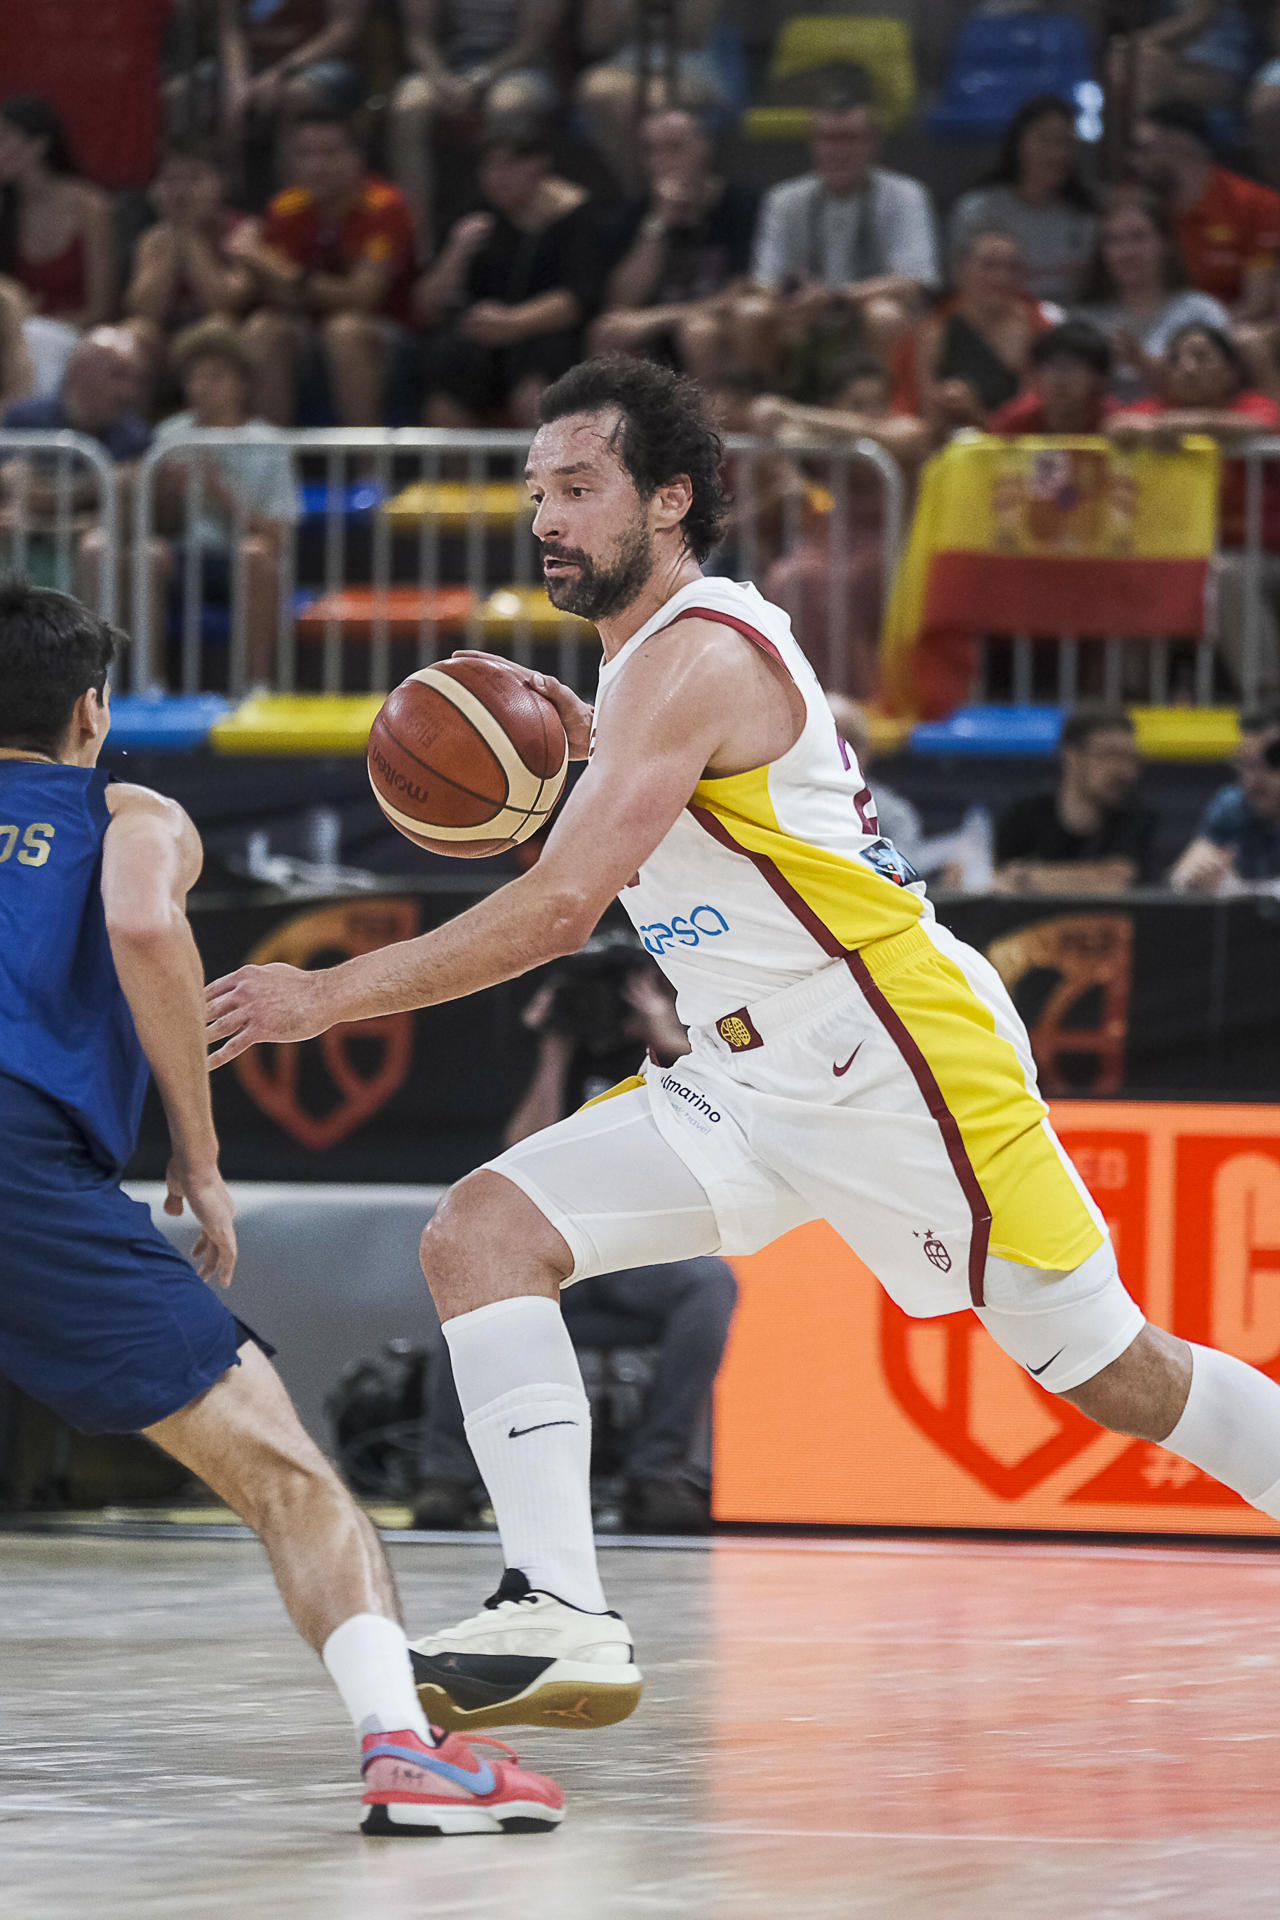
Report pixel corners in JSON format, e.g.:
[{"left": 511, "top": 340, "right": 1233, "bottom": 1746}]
[
  {"left": 595, "top": 554, "right": 707, "bottom": 660},
  {"left": 0, "top": 747, "right": 56, "bottom": 763}
]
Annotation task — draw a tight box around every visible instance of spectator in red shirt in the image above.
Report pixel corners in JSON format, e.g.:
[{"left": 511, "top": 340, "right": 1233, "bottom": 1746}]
[
  {"left": 1130, "top": 100, "right": 1280, "bottom": 312},
  {"left": 0, "top": 95, "right": 116, "bottom": 333},
  {"left": 1110, "top": 319, "right": 1280, "bottom": 690},
  {"left": 237, "top": 109, "right": 416, "bottom": 425},
  {"left": 989, "top": 320, "right": 1117, "bottom": 435}
]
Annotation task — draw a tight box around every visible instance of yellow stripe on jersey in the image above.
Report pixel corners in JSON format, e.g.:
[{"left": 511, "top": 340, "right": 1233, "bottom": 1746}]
[
  {"left": 579, "top": 1073, "right": 646, "bottom": 1111},
  {"left": 690, "top": 764, "right": 924, "bottom": 951},
  {"left": 865, "top": 927, "right": 1104, "bottom": 1272}
]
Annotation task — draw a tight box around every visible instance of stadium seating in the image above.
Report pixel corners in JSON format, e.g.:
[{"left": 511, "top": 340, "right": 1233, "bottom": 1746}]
[
  {"left": 209, "top": 693, "right": 386, "bottom": 754},
  {"left": 908, "top": 703, "right": 1242, "bottom": 760},
  {"left": 926, "top": 13, "right": 1094, "bottom": 139},
  {"left": 382, "top": 480, "right": 530, "bottom": 533},
  {"left": 293, "top": 585, "right": 474, "bottom": 644},
  {"left": 477, "top": 586, "right": 595, "bottom": 643},
  {"left": 741, "top": 14, "right": 917, "bottom": 140}
]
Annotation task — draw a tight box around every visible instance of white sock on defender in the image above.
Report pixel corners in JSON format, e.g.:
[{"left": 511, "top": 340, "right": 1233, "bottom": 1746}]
[
  {"left": 444, "top": 1296, "right": 607, "bottom": 1613},
  {"left": 1162, "top": 1343, "right": 1280, "bottom": 1517},
  {"left": 322, "top": 1612, "right": 433, "bottom": 1743}
]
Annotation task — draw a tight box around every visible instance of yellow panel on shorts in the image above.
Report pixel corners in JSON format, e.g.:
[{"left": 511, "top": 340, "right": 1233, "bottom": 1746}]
[
  {"left": 578, "top": 1074, "right": 646, "bottom": 1112},
  {"left": 864, "top": 931, "right": 1104, "bottom": 1273}
]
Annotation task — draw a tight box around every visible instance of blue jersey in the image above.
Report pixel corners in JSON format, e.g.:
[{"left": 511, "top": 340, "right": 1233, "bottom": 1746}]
[{"left": 0, "top": 762, "right": 148, "bottom": 1173}]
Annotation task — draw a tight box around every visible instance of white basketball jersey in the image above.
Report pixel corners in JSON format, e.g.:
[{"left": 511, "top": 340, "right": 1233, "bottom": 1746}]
[{"left": 596, "top": 577, "right": 931, "bottom": 1029}]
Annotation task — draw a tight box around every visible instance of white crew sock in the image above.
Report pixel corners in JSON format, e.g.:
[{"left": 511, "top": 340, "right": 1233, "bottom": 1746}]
[
  {"left": 444, "top": 1295, "right": 608, "bottom": 1613},
  {"left": 321, "top": 1612, "right": 434, "bottom": 1744},
  {"left": 1162, "top": 1343, "right": 1280, "bottom": 1517}
]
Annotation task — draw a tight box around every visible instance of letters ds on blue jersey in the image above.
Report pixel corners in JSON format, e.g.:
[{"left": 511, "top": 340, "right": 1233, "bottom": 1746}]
[{"left": 0, "top": 763, "right": 148, "bottom": 1173}]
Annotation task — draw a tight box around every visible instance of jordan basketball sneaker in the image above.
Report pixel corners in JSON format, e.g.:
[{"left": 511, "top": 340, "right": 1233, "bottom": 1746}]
[
  {"left": 408, "top": 1568, "right": 643, "bottom": 1732},
  {"left": 360, "top": 1724, "right": 565, "bottom": 1834}
]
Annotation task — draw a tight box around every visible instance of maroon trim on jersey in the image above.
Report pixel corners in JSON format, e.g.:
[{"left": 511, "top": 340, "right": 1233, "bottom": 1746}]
[
  {"left": 686, "top": 801, "right": 992, "bottom": 1306},
  {"left": 649, "top": 605, "right": 788, "bottom": 667},
  {"left": 686, "top": 803, "right": 843, "bottom": 958},
  {"left": 843, "top": 952, "right": 992, "bottom": 1307}
]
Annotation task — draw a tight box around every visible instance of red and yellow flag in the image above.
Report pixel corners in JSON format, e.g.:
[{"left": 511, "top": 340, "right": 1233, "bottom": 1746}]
[{"left": 879, "top": 435, "right": 1220, "bottom": 719}]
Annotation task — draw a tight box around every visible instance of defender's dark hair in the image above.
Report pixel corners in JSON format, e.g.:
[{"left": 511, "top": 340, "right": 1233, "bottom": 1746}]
[
  {"left": 1060, "top": 703, "right": 1135, "bottom": 752},
  {"left": 537, "top": 356, "right": 729, "bottom": 563},
  {"left": 1030, "top": 318, "right": 1112, "bottom": 377},
  {"left": 1241, "top": 703, "right": 1280, "bottom": 734},
  {"left": 0, "top": 581, "right": 118, "bottom": 755}
]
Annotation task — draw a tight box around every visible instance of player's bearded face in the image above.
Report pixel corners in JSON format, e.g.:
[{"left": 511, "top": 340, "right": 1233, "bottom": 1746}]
[{"left": 541, "top": 520, "right": 653, "bottom": 621}]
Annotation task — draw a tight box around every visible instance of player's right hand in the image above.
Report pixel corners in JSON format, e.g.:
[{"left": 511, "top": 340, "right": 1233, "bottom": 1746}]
[
  {"left": 448, "top": 650, "right": 594, "bottom": 759},
  {"left": 165, "top": 1158, "right": 237, "bottom": 1289},
  {"left": 205, "top": 961, "right": 333, "bottom": 1067}
]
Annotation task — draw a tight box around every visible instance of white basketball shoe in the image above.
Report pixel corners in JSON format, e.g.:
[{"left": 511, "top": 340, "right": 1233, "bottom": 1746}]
[{"left": 409, "top": 1568, "right": 643, "bottom": 1732}]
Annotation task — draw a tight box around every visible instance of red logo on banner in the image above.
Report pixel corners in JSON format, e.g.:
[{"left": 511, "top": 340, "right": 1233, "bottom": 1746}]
[
  {"left": 879, "top": 1307, "right": 1097, "bottom": 1498},
  {"left": 233, "top": 900, "right": 417, "bottom": 1150}
]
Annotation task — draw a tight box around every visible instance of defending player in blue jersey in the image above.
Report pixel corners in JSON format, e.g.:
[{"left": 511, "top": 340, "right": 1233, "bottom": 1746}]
[{"left": 0, "top": 581, "right": 563, "bottom": 1836}]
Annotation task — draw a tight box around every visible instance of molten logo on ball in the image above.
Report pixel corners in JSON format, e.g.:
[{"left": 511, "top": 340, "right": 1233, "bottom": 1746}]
[{"left": 368, "top": 661, "right": 568, "bottom": 858}]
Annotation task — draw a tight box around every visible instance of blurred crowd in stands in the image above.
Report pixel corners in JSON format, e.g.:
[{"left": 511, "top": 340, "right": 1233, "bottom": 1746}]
[{"left": 3, "top": 2, "right": 1280, "bottom": 895}]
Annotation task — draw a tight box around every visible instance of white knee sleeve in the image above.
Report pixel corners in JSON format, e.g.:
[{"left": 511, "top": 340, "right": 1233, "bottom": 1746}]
[{"left": 1163, "top": 1343, "right": 1280, "bottom": 1518}]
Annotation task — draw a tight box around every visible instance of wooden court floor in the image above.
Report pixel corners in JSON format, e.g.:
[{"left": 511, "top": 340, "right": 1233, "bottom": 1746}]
[{"left": 4, "top": 1529, "right": 1280, "bottom": 1918}]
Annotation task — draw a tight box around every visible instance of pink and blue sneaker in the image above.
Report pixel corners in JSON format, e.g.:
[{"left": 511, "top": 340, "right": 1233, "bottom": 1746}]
[{"left": 360, "top": 1725, "right": 565, "bottom": 1836}]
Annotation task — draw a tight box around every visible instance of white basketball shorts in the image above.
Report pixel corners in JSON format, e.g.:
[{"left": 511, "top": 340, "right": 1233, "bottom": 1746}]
[{"left": 486, "top": 931, "right": 1145, "bottom": 1395}]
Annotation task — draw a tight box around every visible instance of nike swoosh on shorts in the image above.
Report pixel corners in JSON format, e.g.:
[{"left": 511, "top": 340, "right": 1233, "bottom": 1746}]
[{"left": 833, "top": 1043, "right": 863, "bottom": 1077}]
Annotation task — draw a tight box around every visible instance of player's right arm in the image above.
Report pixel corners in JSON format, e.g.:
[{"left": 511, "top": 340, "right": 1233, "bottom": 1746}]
[
  {"left": 205, "top": 621, "right": 799, "bottom": 1061},
  {"left": 101, "top": 786, "right": 236, "bottom": 1287}
]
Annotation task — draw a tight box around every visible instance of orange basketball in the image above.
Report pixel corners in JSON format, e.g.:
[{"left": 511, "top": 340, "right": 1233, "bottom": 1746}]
[{"left": 367, "top": 660, "right": 569, "bottom": 857}]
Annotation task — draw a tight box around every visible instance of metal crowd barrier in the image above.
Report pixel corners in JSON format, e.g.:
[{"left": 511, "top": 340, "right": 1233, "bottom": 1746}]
[
  {"left": 124, "top": 428, "right": 904, "bottom": 698},
  {"left": 972, "top": 619, "right": 1219, "bottom": 711},
  {"left": 1237, "top": 436, "right": 1280, "bottom": 707},
  {"left": 0, "top": 431, "right": 121, "bottom": 625},
  {"left": 12, "top": 424, "right": 1280, "bottom": 710}
]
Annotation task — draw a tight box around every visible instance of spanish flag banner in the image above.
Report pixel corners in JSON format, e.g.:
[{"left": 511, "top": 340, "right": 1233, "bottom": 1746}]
[{"left": 879, "top": 435, "right": 1220, "bottom": 719}]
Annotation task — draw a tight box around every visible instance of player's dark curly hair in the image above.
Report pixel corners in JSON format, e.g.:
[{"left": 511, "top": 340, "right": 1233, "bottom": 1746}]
[
  {"left": 0, "top": 581, "right": 118, "bottom": 754},
  {"left": 537, "top": 356, "right": 730, "bottom": 563}
]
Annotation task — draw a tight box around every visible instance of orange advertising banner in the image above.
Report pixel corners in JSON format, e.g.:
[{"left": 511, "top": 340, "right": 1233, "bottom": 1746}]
[{"left": 712, "top": 1101, "right": 1280, "bottom": 1534}]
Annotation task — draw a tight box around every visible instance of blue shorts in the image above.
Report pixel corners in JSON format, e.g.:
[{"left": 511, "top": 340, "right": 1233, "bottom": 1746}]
[{"left": 0, "top": 1075, "right": 251, "bottom": 1435}]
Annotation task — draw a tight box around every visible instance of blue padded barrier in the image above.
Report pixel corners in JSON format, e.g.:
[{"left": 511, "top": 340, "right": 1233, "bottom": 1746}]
[
  {"left": 107, "top": 693, "right": 231, "bottom": 752},
  {"left": 297, "top": 480, "right": 386, "bottom": 517},
  {"left": 910, "top": 704, "right": 1064, "bottom": 756}
]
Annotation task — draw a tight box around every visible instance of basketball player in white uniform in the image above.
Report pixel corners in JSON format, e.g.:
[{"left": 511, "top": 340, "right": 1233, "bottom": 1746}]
[{"left": 208, "top": 358, "right": 1280, "bottom": 1736}]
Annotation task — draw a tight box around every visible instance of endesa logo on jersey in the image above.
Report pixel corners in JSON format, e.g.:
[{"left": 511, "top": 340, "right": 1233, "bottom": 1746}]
[{"left": 639, "top": 905, "right": 730, "bottom": 955}]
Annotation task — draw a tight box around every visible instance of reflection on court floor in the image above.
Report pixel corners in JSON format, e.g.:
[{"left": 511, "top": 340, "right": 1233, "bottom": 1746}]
[{"left": 3, "top": 1531, "right": 1280, "bottom": 1918}]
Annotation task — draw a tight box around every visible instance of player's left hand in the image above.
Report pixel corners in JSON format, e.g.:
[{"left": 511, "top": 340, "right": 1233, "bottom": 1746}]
[
  {"left": 204, "top": 962, "right": 332, "bottom": 1067},
  {"left": 448, "top": 650, "right": 595, "bottom": 759}
]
